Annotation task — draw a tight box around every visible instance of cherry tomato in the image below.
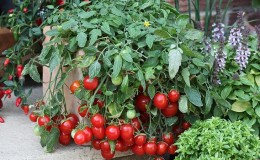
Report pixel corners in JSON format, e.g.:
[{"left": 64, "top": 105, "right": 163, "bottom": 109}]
[
  {"left": 21, "top": 105, "right": 29, "bottom": 115},
  {"left": 29, "top": 112, "right": 38, "bottom": 122},
  {"left": 157, "top": 141, "right": 168, "bottom": 156},
  {"left": 8, "top": 75, "right": 13, "bottom": 80},
  {"left": 70, "top": 80, "right": 81, "bottom": 94},
  {"left": 162, "top": 103, "right": 178, "bottom": 117},
  {"left": 140, "top": 112, "right": 150, "bottom": 124},
  {"left": 56, "top": 0, "right": 65, "bottom": 5},
  {"left": 74, "top": 130, "right": 87, "bottom": 145},
  {"left": 134, "top": 94, "right": 150, "bottom": 113},
  {"left": 78, "top": 105, "right": 88, "bottom": 117},
  {"left": 4, "top": 89, "right": 12, "bottom": 95},
  {"left": 162, "top": 132, "right": 174, "bottom": 145},
  {"left": 4, "top": 58, "right": 10, "bottom": 67},
  {"left": 131, "top": 118, "right": 141, "bottom": 131},
  {"left": 144, "top": 141, "right": 157, "bottom": 155},
  {"left": 168, "top": 90, "right": 180, "bottom": 103},
  {"left": 120, "top": 124, "right": 134, "bottom": 139},
  {"left": 100, "top": 140, "right": 111, "bottom": 152},
  {"left": 126, "top": 109, "right": 136, "bottom": 119},
  {"left": 23, "top": 8, "right": 28, "bottom": 13},
  {"left": 66, "top": 114, "right": 79, "bottom": 126},
  {"left": 16, "top": 97, "right": 22, "bottom": 107},
  {"left": 36, "top": 18, "right": 42, "bottom": 26},
  {"left": 101, "top": 150, "right": 115, "bottom": 160},
  {"left": 82, "top": 126, "right": 93, "bottom": 143},
  {"left": 153, "top": 93, "right": 168, "bottom": 110},
  {"left": 59, "top": 132, "right": 71, "bottom": 145},
  {"left": 131, "top": 145, "right": 145, "bottom": 156},
  {"left": 106, "top": 125, "right": 120, "bottom": 140},
  {"left": 115, "top": 140, "right": 124, "bottom": 152},
  {"left": 123, "top": 137, "right": 135, "bottom": 147},
  {"left": 38, "top": 115, "right": 51, "bottom": 126},
  {"left": 92, "top": 126, "right": 105, "bottom": 139},
  {"left": 168, "top": 144, "right": 177, "bottom": 154},
  {"left": 93, "top": 99, "right": 105, "bottom": 108},
  {"left": 121, "top": 144, "right": 130, "bottom": 152},
  {"left": 33, "top": 125, "right": 41, "bottom": 136},
  {"left": 92, "top": 139, "right": 101, "bottom": 150},
  {"left": 60, "top": 119, "right": 75, "bottom": 134},
  {"left": 134, "top": 134, "right": 147, "bottom": 146},
  {"left": 182, "top": 122, "right": 191, "bottom": 130},
  {"left": 0, "top": 116, "right": 4, "bottom": 123},
  {"left": 111, "top": 75, "right": 123, "bottom": 86},
  {"left": 173, "top": 125, "right": 184, "bottom": 136},
  {"left": 91, "top": 113, "right": 105, "bottom": 127},
  {"left": 83, "top": 76, "right": 99, "bottom": 91},
  {"left": 149, "top": 137, "right": 157, "bottom": 143},
  {"left": 16, "top": 65, "right": 24, "bottom": 78}
]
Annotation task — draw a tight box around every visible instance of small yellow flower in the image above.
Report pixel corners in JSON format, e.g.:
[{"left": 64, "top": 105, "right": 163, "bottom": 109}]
[{"left": 143, "top": 21, "right": 151, "bottom": 27}]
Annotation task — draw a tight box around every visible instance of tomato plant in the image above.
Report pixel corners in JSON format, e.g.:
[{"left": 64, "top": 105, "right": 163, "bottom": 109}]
[{"left": 70, "top": 80, "right": 81, "bottom": 94}]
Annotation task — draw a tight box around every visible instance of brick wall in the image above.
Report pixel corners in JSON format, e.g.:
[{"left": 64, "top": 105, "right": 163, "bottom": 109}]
[{"left": 166, "top": 0, "right": 259, "bottom": 31}]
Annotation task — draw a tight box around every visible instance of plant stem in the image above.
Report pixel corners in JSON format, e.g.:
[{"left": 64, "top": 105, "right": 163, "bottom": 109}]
[{"left": 175, "top": 0, "right": 179, "bottom": 12}]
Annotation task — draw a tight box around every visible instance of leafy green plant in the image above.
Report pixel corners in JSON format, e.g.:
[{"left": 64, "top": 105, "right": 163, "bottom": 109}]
[{"left": 175, "top": 117, "right": 260, "bottom": 160}]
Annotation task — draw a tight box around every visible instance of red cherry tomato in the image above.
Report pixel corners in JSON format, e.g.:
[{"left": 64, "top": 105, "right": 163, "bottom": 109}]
[
  {"left": 66, "top": 114, "right": 79, "bottom": 126},
  {"left": 4, "top": 58, "right": 10, "bottom": 67},
  {"left": 82, "top": 126, "right": 93, "bottom": 143},
  {"left": 37, "top": 115, "right": 51, "bottom": 126},
  {"left": 131, "top": 145, "right": 145, "bottom": 156},
  {"left": 168, "top": 144, "right": 177, "bottom": 154},
  {"left": 134, "top": 94, "right": 150, "bottom": 113},
  {"left": 4, "top": 89, "right": 12, "bottom": 95},
  {"left": 91, "top": 113, "right": 105, "bottom": 128},
  {"left": 74, "top": 130, "right": 87, "bottom": 145},
  {"left": 168, "top": 90, "right": 180, "bottom": 103},
  {"left": 0, "top": 116, "right": 5, "bottom": 123},
  {"left": 115, "top": 140, "right": 124, "bottom": 152},
  {"left": 173, "top": 125, "right": 184, "bottom": 136},
  {"left": 36, "top": 18, "right": 42, "bottom": 26},
  {"left": 83, "top": 76, "right": 99, "bottom": 91},
  {"left": 8, "top": 75, "right": 13, "bottom": 80},
  {"left": 101, "top": 150, "right": 115, "bottom": 160},
  {"left": 144, "top": 141, "right": 157, "bottom": 155},
  {"left": 59, "top": 132, "right": 71, "bottom": 145},
  {"left": 93, "top": 99, "right": 105, "bottom": 108},
  {"left": 131, "top": 118, "right": 141, "bottom": 131},
  {"left": 161, "top": 103, "right": 178, "bottom": 117},
  {"left": 157, "top": 141, "right": 168, "bottom": 156},
  {"left": 153, "top": 93, "right": 168, "bottom": 110},
  {"left": 21, "top": 105, "right": 29, "bottom": 115},
  {"left": 70, "top": 80, "right": 81, "bottom": 94},
  {"left": 8, "top": 9, "right": 14, "bottom": 14},
  {"left": 182, "top": 122, "right": 191, "bottom": 130},
  {"left": 140, "top": 112, "right": 150, "bottom": 124},
  {"left": 29, "top": 112, "right": 38, "bottom": 122},
  {"left": 15, "top": 97, "right": 22, "bottom": 107},
  {"left": 149, "top": 137, "right": 157, "bottom": 143},
  {"left": 134, "top": 134, "right": 147, "bottom": 146},
  {"left": 92, "top": 126, "right": 105, "bottom": 139},
  {"left": 162, "top": 132, "right": 174, "bottom": 145},
  {"left": 16, "top": 65, "right": 24, "bottom": 78},
  {"left": 78, "top": 105, "right": 89, "bottom": 117},
  {"left": 23, "top": 8, "right": 28, "bottom": 13},
  {"left": 100, "top": 140, "right": 111, "bottom": 152},
  {"left": 123, "top": 137, "right": 135, "bottom": 147},
  {"left": 106, "top": 125, "right": 120, "bottom": 140},
  {"left": 60, "top": 119, "right": 75, "bottom": 134},
  {"left": 92, "top": 139, "right": 101, "bottom": 150},
  {"left": 120, "top": 124, "right": 134, "bottom": 139}
]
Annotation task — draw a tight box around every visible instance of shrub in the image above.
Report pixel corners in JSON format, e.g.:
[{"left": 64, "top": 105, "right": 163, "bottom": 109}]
[{"left": 175, "top": 117, "right": 260, "bottom": 160}]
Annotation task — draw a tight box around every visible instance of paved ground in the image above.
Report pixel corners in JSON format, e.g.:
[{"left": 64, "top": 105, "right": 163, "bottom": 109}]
[{"left": 0, "top": 86, "right": 147, "bottom": 160}]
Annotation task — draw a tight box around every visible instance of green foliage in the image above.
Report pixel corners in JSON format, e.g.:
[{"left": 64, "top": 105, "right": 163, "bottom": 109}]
[{"left": 175, "top": 117, "right": 260, "bottom": 160}]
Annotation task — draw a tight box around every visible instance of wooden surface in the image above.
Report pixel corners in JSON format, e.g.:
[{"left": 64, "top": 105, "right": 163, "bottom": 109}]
[{"left": 0, "top": 28, "right": 15, "bottom": 54}]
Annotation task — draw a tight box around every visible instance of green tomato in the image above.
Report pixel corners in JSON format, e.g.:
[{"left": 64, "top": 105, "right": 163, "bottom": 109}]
[
  {"left": 57, "top": 25, "right": 62, "bottom": 32},
  {"left": 34, "top": 125, "right": 41, "bottom": 136},
  {"left": 126, "top": 109, "right": 136, "bottom": 119},
  {"left": 112, "top": 75, "right": 123, "bottom": 86}
]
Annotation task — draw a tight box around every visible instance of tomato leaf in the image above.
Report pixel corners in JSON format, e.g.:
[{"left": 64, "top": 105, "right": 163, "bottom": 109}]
[
  {"left": 89, "top": 29, "right": 102, "bottom": 45},
  {"left": 101, "top": 22, "right": 112, "bottom": 35},
  {"left": 181, "top": 67, "right": 190, "bottom": 87},
  {"left": 146, "top": 34, "right": 155, "bottom": 49},
  {"left": 49, "top": 50, "right": 61, "bottom": 72},
  {"left": 89, "top": 61, "right": 101, "bottom": 79},
  {"left": 137, "top": 70, "right": 146, "bottom": 91},
  {"left": 178, "top": 95, "right": 188, "bottom": 113},
  {"left": 166, "top": 117, "right": 178, "bottom": 126},
  {"left": 120, "top": 47, "right": 133, "bottom": 63},
  {"left": 108, "top": 140, "right": 116, "bottom": 152},
  {"left": 29, "top": 65, "right": 41, "bottom": 83},
  {"left": 184, "top": 86, "right": 203, "bottom": 107},
  {"left": 76, "top": 32, "right": 87, "bottom": 48},
  {"left": 56, "top": 73, "right": 68, "bottom": 89},
  {"left": 112, "top": 55, "right": 122, "bottom": 78},
  {"left": 120, "top": 75, "right": 129, "bottom": 93},
  {"left": 108, "top": 103, "right": 124, "bottom": 118},
  {"left": 168, "top": 48, "right": 182, "bottom": 79},
  {"left": 148, "top": 85, "right": 156, "bottom": 99},
  {"left": 154, "top": 29, "right": 171, "bottom": 39}
]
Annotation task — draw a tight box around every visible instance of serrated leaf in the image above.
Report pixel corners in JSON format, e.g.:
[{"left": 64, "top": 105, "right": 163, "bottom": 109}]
[
  {"left": 231, "top": 101, "right": 251, "bottom": 112},
  {"left": 39, "top": 46, "right": 52, "bottom": 61},
  {"left": 22, "top": 63, "right": 30, "bottom": 76},
  {"left": 185, "top": 29, "right": 204, "bottom": 41},
  {"left": 108, "top": 103, "right": 124, "bottom": 118},
  {"left": 148, "top": 85, "right": 155, "bottom": 99},
  {"left": 89, "top": 29, "right": 101, "bottom": 45},
  {"left": 101, "top": 22, "right": 111, "bottom": 35},
  {"left": 168, "top": 48, "right": 182, "bottom": 79},
  {"left": 150, "top": 107, "right": 158, "bottom": 116},
  {"left": 154, "top": 29, "right": 171, "bottom": 39},
  {"left": 29, "top": 65, "right": 41, "bottom": 82},
  {"left": 79, "top": 11, "right": 96, "bottom": 19},
  {"left": 120, "top": 48, "right": 133, "bottom": 63},
  {"left": 146, "top": 34, "right": 155, "bottom": 49},
  {"left": 56, "top": 73, "right": 68, "bottom": 89},
  {"left": 112, "top": 55, "right": 122, "bottom": 78},
  {"left": 76, "top": 32, "right": 87, "bottom": 48},
  {"left": 166, "top": 117, "right": 178, "bottom": 126},
  {"left": 103, "top": 56, "right": 112, "bottom": 67},
  {"left": 44, "top": 127, "right": 60, "bottom": 153},
  {"left": 120, "top": 75, "right": 129, "bottom": 93},
  {"left": 49, "top": 50, "right": 61, "bottom": 72},
  {"left": 184, "top": 86, "right": 203, "bottom": 107},
  {"left": 137, "top": 70, "right": 146, "bottom": 91},
  {"left": 255, "top": 106, "right": 260, "bottom": 117},
  {"left": 4, "top": 81, "right": 14, "bottom": 87},
  {"left": 181, "top": 67, "right": 190, "bottom": 87},
  {"left": 89, "top": 61, "right": 101, "bottom": 79},
  {"left": 179, "top": 96, "right": 188, "bottom": 113},
  {"left": 45, "top": 29, "right": 59, "bottom": 36},
  {"left": 62, "top": 19, "right": 77, "bottom": 30},
  {"left": 145, "top": 67, "right": 155, "bottom": 81}
]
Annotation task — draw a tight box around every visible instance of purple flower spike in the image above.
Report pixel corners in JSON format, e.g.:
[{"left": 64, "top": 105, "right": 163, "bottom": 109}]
[
  {"left": 212, "top": 23, "right": 225, "bottom": 42},
  {"left": 235, "top": 45, "right": 251, "bottom": 71},
  {"left": 228, "top": 27, "right": 243, "bottom": 47}
]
